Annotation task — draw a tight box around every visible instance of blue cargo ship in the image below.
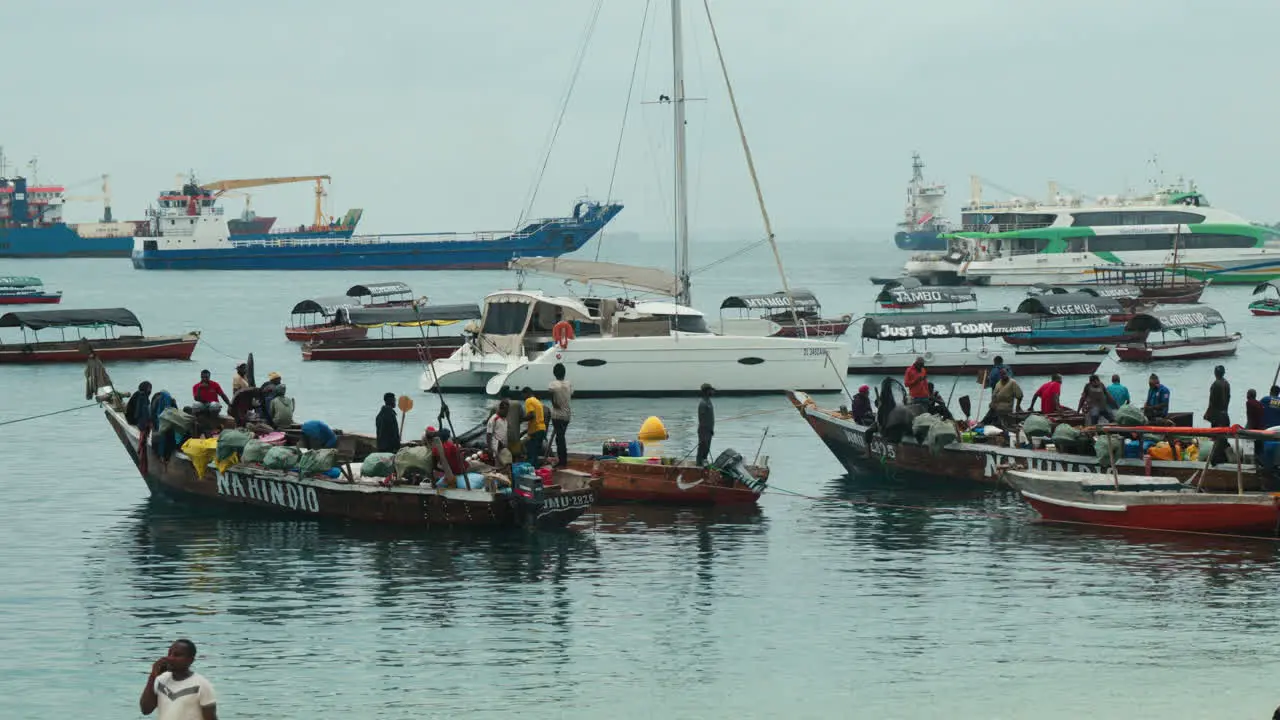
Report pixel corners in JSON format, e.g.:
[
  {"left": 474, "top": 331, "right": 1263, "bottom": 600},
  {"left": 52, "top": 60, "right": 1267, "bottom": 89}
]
[
  {"left": 0, "top": 175, "right": 137, "bottom": 258},
  {"left": 893, "top": 152, "right": 952, "bottom": 252},
  {"left": 130, "top": 178, "right": 623, "bottom": 271}
]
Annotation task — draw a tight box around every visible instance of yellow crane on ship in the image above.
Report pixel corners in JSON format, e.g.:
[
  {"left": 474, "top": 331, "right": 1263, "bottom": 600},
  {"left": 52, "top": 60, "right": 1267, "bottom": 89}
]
[{"left": 200, "top": 175, "right": 332, "bottom": 228}]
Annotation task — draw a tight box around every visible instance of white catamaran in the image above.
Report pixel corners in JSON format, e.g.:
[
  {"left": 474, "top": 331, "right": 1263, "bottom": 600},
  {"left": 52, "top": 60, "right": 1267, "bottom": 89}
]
[{"left": 419, "top": 0, "right": 848, "bottom": 397}]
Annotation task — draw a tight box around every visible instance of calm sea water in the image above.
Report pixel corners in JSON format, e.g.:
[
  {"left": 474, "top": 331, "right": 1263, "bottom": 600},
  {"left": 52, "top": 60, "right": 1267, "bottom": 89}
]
[{"left": 2, "top": 233, "right": 1279, "bottom": 719}]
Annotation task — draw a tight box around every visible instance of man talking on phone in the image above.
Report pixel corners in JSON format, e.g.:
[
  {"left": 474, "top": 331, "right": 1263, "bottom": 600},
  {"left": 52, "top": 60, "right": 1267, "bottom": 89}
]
[{"left": 139, "top": 638, "right": 218, "bottom": 719}]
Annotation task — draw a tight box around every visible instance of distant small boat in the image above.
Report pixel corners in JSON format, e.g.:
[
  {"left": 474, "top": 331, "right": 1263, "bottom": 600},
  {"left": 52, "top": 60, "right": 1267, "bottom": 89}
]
[
  {"left": 285, "top": 282, "right": 417, "bottom": 342},
  {"left": 1249, "top": 280, "right": 1280, "bottom": 316},
  {"left": 874, "top": 277, "right": 976, "bottom": 310},
  {"left": 1007, "top": 467, "right": 1279, "bottom": 536},
  {"left": 0, "top": 276, "right": 62, "bottom": 305},
  {"left": 302, "top": 303, "right": 481, "bottom": 362},
  {"left": 718, "top": 290, "right": 852, "bottom": 338},
  {"left": 1115, "top": 304, "right": 1240, "bottom": 362},
  {"left": 0, "top": 308, "right": 198, "bottom": 363},
  {"left": 1006, "top": 291, "right": 1144, "bottom": 346},
  {"left": 1091, "top": 264, "right": 1207, "bottom": 304}
]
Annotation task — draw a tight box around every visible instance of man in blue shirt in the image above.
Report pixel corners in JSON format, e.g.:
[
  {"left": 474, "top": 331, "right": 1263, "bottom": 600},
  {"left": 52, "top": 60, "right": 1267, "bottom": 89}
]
[
  {"left": 986, "top": 355, "right": 1011, "bottom": 389},
  {"left": 1143, "top": 373, "right": 1171, "bottom": 421},
  {"left": 1107, "top": 374, "right": 1130, "bottom": 406},
  {"left": 1263, "top": 385, "right": 1280, "bottom": 429}
]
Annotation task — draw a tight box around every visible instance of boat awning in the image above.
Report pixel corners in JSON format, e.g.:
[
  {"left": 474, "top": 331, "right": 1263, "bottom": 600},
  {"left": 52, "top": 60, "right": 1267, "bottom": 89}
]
[
  {"left": 290, "top": 297, "right": 353, "bottom": 316},
  {"left": 720, "top": 290, "right": 820, "bottom": 311},
  {"left": 1253, "top": 280, "right": 1280, "bottom": 295},
  {"left": 346, "top": 281, "right": 412, "bottom": 299},
  {"left": 0, "top": 307, "right": 141, "bottom": 330},
  {"left": 1123, "top": 304, "right": 1225, "bottom": 332},
  {"left": 861, "top": 311, "right": 1034, "bottom": 340},
  {"left": 509, "top": 257, "right": 681, "bottom": 296},
  {"left": 1016, "top": 292, "right": 1123, "bottom": 316},
  {"left": 0, "top": 276, "right": 43, "bottom": 289},
  {"left": 876, "top": 284, "right": 976, "bottom": 306},
  {"left": 1032, "top": 283, "right": 1141, "bottom": 300},
  {"left": 338, "top": 303, "right": 482, "bottom": 327}
]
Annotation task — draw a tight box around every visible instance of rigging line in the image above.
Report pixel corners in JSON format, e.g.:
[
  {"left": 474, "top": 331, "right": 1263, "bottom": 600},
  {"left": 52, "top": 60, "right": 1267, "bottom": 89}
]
[
  {"left": 702, "top": 0, "right": 799, "bottom": 328},
  {"left": 519, "top": 0, "right": 605, "bottom": 227},
  {"left": 594, "top": 0, "right": 653, "bottom": 266},
  {"left": 0, "top": 403, "right": 99, "bottom": 428},
  {"left": 690, "top": 234, "right": 769, "bottom": 274},
  {"left": 198, "top": 337, "right": 242, "bottom": 361}
]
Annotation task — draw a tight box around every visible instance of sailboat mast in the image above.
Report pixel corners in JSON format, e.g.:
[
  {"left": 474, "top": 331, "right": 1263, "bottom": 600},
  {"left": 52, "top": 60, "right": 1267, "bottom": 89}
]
[{"left": 671, "top": 0, "right": 692, "bottom": 306}]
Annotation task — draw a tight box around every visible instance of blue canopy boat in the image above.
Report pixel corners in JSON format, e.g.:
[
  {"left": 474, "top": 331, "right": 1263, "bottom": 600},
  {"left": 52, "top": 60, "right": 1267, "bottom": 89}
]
[{"left": 1005, "top": 291, "right": 1143, "bottom": 346}]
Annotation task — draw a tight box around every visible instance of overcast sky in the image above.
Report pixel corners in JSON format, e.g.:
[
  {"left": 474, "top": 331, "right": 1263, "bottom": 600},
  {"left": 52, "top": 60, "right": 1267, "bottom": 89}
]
[{"left": 8, "top": 0, "right": 1280, "bottom": 237}]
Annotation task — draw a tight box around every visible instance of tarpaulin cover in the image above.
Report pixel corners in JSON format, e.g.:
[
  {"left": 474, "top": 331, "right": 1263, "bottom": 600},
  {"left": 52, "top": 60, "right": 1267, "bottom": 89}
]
[
  {"left": 0, "top": 307, "right": 140, "bottom": 330},
  {"left": 1123, "top": 304, "right": 1225, "bottom": 332},
  {"left": 1016, "top": 293, "right": 1123, "bottom": 317},
  {"left": 862, "top": 311, "right": 1035, "bottom": 340}
]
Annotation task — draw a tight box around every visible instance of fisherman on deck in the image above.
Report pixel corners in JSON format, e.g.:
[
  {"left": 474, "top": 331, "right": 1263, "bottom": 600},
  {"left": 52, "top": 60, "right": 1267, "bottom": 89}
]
[
  {"left": 547, "top": 363, "right": 573, "bottom": 468},
  {"left": 925, "top": 382, "right": 953, "bottom": 420},
  {"left": 232, "top": 363, "right": 251, "bottom": 395},
  {"left": 1144, "top": 374, "right": 1171, "bottom": 421},
  {"left": 905, "top": 357, "right": 929, "bottom": 405},
  {"left": 1029, "top": 374, "right": 1062, "bottom": 414},
  {"left": 986, "top": 356, "right": 1012, "bottom": 389},
  {"left": 375, "top": 393, "right": 400, "bottom": 453},
  {"left": 488, "top": 400, "right": 510, "bottom": 460},
  {"left": 125, "top": 381, "right": 154, "bottom": 431},
  {"left": 259, "top": 372, "right": 283, "bottom": 426},
  {"left": 697, "top": 382, "right": 716, "bottom": 465},
  {"left": 989, "top": 368, "right": 1023, "bottom": 429},
  {"left": 299, "top": 419, "right": 337, "bottom": 449},
  {"left": 522, "top": 386, "right": 547, "bottom": 467},
  {"left": 433, "top": 427, "right": 468, "bottom": 476},
  {"left": 1079, "top": 374, "right": 1118, "bottom": 425},
  {"left": 1206, "top": 365, "right": 1231, "bottom": 465},
  {"left": 269, "top": 385, "right": 295, "bottom": 427},
  {"left": 1107, "top": 374, "right": 1130, "bottom": 407},
  {"left": 1263, "top": 385, "right": 1280, "bottom": 429},
  {"left": 850, "top": 384, "right": 874, "bottom": 424},
  {"left": 192, "top": 369, "right": 230, "bottom": 414}
]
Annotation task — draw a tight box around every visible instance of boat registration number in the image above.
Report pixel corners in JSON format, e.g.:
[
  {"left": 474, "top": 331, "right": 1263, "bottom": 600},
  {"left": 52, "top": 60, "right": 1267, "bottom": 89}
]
[
  {"left": 869, "top": 438, "right": 897, "bottom": 460},
  {"left": 804, "top": 347, "right": 828, "bottom": 356},
  {"left": 541, "top": 492, "right": 594, "bottom": 512}
]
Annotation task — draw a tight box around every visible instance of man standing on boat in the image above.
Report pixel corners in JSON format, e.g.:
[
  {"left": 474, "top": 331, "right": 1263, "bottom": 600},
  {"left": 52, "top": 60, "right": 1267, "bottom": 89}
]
[
  {"left": 697, "top": 383, "right": 715, "bottom": 466},
  {"left": 989, "top": 368, "right": 1023, "bottom": 429},
  {"left": 1029, "top": 374, "right": 1062, "bottom": 414},
  {"left": 1078, "top": 374, "right": 1118, "bottom": 425},
  {"left": 1107, "top": 374, "right": 1130, "bottom": 407},
  {"left": 192, "top": 369, "right": 230, "bottom": 414},
  {"left": 375, "top": 393, "right": 400, "bottom": 453},
  {"left": 522, "top": 387, "right": 547, "bottom": 467},
  {"left": 547, "top": 363, "right": 573, "bottom": 468},
  {"left": 139, "top": 638, "right": 218, "bottom": 719},
  {"left": 232, "top": 363, "right": 251, "bottom": 395},
  {"left": 904, "top": 357, "right": 929, "bottom": 405},
  {"left": 985, "top": 355, "right": 1012, "bottom": 390},
  {"left": 1205, "top": 365, "right": 1231, "bottom": 465},
  {"left": 1144, "top": 374, "right": 1171, "bottom": 422}
]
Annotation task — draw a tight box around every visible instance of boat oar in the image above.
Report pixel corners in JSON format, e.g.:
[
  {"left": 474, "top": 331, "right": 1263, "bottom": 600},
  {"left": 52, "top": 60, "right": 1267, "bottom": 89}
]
[
  {"left": 958, "top": 395, "right": 972, "bottom": 422},
  {"left": 397, "top": 395, "right": 414, "bottom": 442}
]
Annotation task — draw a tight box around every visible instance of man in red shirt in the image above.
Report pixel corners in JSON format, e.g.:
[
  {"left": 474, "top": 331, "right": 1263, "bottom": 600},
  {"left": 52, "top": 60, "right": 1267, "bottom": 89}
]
[
  {"left": 1029, "top": 373, "right": 1062, "bottom": 414},
  {"left": 192, "top": 369, "right": 231, "bottom": 412},
  {"left": 904, "top": 357, "right": 929, "bottom": 404}
]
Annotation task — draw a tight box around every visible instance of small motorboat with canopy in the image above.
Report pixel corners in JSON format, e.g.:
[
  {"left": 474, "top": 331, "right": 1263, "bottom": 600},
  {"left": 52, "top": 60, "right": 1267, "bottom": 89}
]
[
  {"left": 302, "top": 303, "right": 482, "bottom": 361},
  {"left": 0, "top": 307, "right": 199, "bottom": 363},
  {"left": 345, "top": 281, "right": 416, "bottom": 308},
  {"left": 1249, "top": 280, "right": 1280, "bottom": 316},
  {"left": 875, "top": 277, "right": 976, "bottom": 311},
  {"left": 285, "top": 281, "right": 418, "bottom": 342},
  {"left": 1115, "top": 304, "right": 1240, "bottom": 361},
  {"left": 0, "top": 276, "right": 62, "bottom": 305},
  {"left": 848, "top": 310, "right": 1109, "bottom": 376},
  {"left": 718, "top": 289, "right": 851, "bottom": 337},
  {"left": 1089, "top": 263, "right": 1207, "bottom": 304},
  {"left": 1006, "top": 292, "right": 1143, "bottom": 346}
]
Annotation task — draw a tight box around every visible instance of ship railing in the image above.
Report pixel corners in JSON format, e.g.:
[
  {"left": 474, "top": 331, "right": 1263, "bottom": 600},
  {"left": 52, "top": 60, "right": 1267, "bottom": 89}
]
[{"left": 233, "top": 229, "right": 543, "bottom": 248}]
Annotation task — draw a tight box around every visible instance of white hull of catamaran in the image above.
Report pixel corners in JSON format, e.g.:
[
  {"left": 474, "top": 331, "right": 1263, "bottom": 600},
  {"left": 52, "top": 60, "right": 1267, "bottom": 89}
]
[{"left": 903, "top": 247, "right": 1280, "bottom": 286}]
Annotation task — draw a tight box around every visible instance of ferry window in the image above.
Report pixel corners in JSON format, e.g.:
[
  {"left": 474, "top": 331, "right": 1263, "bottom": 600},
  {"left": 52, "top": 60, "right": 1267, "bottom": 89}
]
[
  {"left": 1145, "top": 211, "right": 1205, "bottom": 225},
  {"left": 1088, "top": 234, "right": 1175, "bottom": 252},
  {"left": 1071, "top": 212, "right": 1120, "bottom": 227},
  {"left": 480, "top": 303, "right": 530, "bottom": 334},
  {"left": 1179, "top": 233, "right": 1254, "bottom": 249}
]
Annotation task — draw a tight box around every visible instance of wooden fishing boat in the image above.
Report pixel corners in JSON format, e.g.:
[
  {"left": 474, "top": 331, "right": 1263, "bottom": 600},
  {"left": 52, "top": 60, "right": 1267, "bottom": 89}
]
[
  {"left": 874, "top": 277, "right": 976, "bottom": 310},
  {"left": 1007, "top": 468, "right": 1280, "bottom": 536},
  {"left": 1116, "top": 304, "right": 1240, "bottom": 362},
  {"left": 95, "top": 390, "right": 598, "bottom": 531},
  {"left": 565, "top": 450, "right": 767, "bottom": 506},
  {"left": 285, "top": 282, "right": 418, "bottom": 342},
  {"left": 1249, "top": 280, "right": 1280, "bottom": 316},
  {"left": 785, "top": 390, "right": 1260, "bottom": 492},
  {"left": 718, "top": 290, "right": 852, "bottom": 338},
  {"left": 1090, "top": 264, "right": 1207, "bottom": 304},
  {"left": 301, "top": 303, "right": 479, "bottom": 361},
  {"left": 0, "top": 308, "right": 198, "bottom": 363},
  {"left": 0, "top": 276, "right": 62, "bottom": 305},
  {"left": 1006, "top": 292, "right": 1144, "bottom": 346},
  {"left": 848, "top": 310, "right": 1108, "bottom": 375}
]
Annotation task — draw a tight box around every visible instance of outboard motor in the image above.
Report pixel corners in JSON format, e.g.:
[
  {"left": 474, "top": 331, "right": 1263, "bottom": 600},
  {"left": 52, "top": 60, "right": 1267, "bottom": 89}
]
[{"left": 713, "top": 449, "right": 765, "bottom": 492}]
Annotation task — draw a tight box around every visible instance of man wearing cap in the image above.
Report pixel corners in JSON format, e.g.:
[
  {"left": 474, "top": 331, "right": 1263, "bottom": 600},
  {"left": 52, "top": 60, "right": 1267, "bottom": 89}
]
[
  {"left": 259, "top": 372, "right": 283, "bottom": 426},
  {"left": 697, "top": 382, "right": 715, "bottom": 465},
  {"left": 850, "top": 384, "right": 873, "bottom": 424}
]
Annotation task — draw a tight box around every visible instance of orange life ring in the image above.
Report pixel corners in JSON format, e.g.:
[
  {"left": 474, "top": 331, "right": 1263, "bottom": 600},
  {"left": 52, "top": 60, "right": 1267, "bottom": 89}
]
[{"left": 552, "top": 321, "right": 575, "bottom": 349}]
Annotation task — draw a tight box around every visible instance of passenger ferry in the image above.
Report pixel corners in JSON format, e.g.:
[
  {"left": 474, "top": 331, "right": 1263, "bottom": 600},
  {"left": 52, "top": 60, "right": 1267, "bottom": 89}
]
[{"left": 901, "top": 181, "right": 1280, "bottom": 286}]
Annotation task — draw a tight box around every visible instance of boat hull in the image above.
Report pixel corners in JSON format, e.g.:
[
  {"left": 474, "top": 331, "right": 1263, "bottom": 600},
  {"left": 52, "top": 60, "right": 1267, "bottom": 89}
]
[
  {"left": 285, "top": 324, "right": 368, "bottom": 342},
  {"left": 773, "top": 319, "right": 851, "bottom": 338},
  {"left": 566, "top": 454, "right": 765, "bottom": 506},
  {"left": 303, "top": 336, "right": 466, "bottom": 362},
  {"left": 894, "top": 230, "right": 946, "bottom": 251},
  {"left": 905, "top": 252, "right": 1280, "bottom": 286},
  {"left": 0, "top": 333, "right": 199, "bottom": 363},
  {"left": 847, "top": 348, "right": 1107, "bottom": 376},
  {"left": 0, "top": 293, "right": 61, "bottom": 305},
  {"left": 1116, "top": 334, "right": 1240, "bottom": 362},
  {"left": 132, "top": 205, "right": 622, "bottom": 271},
  {"left": 1019, "top": 492, "right": 1279, "bottom": 535},
  {"left": 104, "top": 408, "right": 595, "bottom": 530},
  {"left": 1250, "top": 300, "right": 1280, "bottom": 316},
  {"left": 0, "top": 224, "right": 133, "bottom": 258},
  {"left": 785, "top": 391, "right": 1258, "bottom": 491}
]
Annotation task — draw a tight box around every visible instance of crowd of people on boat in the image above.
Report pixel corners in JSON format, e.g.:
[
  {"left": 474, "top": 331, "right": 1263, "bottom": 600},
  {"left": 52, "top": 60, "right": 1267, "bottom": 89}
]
[{"left": 881, "top": 354, "right": 1280, "bottom": 467}]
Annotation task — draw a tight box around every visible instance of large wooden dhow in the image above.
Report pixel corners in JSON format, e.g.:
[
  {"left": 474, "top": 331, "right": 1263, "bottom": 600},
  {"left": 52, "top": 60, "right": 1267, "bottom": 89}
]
[{"left": 786, "top": 389, "right": 1261, "bottom": 492}]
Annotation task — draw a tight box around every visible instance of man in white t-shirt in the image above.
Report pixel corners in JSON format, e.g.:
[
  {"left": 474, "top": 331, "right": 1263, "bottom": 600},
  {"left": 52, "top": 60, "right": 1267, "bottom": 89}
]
[{"left": 140, "top": 638, "right": 218, "bottom": 720}]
